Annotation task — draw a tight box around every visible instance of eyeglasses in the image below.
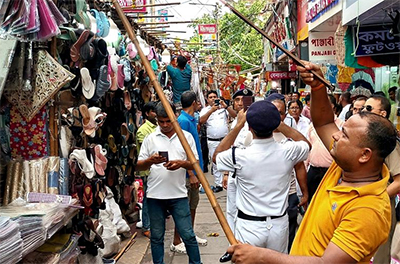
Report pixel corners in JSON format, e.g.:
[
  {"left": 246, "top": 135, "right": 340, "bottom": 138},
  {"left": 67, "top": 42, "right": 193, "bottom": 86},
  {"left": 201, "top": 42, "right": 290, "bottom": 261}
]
[
  {"left": 289, "top": 107, "right": 300, "bottom": 110},
  {"left": 362, "top": 105, "right": 374, "bottom": 112}
]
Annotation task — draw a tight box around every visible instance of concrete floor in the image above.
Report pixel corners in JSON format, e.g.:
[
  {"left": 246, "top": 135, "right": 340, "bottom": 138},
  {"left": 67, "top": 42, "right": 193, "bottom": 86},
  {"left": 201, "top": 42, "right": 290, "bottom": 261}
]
[{"left": 117, "top": 171, "right": 230, "bottom": 264}]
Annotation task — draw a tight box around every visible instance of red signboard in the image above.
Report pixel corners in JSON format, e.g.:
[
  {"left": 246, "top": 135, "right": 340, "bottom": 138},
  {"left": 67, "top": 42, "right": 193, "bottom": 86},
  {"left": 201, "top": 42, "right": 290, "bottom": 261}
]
[
  {"left": 118, "top": 0, "right": 147, "bottom": 13},
  {"left": 198, "top": 24, "right": 217, "bottom": 35},
  {"left": 268, "top": 71, "right": 297, "bottom": 80}
]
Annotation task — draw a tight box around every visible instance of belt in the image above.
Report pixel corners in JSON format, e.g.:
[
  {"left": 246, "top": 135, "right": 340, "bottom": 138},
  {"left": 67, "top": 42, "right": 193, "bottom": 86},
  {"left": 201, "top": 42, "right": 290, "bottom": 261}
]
[
  {"left": 237, "top": 210, "right": 286, "bottom": 221},
  {"left": 207, "top": 137, "right": 224, "bottom": 141}
]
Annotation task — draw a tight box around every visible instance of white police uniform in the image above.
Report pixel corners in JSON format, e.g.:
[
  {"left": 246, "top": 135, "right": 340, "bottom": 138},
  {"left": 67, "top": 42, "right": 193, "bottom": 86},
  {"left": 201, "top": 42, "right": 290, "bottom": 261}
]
[
  {"left": 216, "top": 101, "right": 310, "bottom": 253},
  {"left": 199, "top": 107, "right": 229, "bottom": 187},
  {"left": 226, "top": 119, "right": 252, "bottom": 232}
]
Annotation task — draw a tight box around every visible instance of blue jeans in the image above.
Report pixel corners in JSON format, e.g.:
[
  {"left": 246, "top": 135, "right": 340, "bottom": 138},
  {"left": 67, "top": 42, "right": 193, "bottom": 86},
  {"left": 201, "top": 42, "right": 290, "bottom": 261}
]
[
  {"left": 148, "top": 197, "right": 201, "bottom": 264},
  {"left": 141, "top": 176, "right": 150, "bottom": 231}
]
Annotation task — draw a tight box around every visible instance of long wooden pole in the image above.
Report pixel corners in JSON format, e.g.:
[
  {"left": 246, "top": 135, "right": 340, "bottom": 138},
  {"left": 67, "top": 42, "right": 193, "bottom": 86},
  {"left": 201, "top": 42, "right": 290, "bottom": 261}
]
[
  {"left": 219, "top": 0, "right": 333, "bottom": 90},
  {"left": 137, "top": 21, "right": 194, "bottom": 25},
  {"left": 112, "top": 0, "right": 237, "bottom": 247}
]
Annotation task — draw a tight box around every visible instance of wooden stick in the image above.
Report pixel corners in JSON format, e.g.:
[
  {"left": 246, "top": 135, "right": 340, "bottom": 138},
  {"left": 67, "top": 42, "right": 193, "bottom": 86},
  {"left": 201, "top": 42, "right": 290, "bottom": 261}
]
[
  {"left": 113, "top": 232, "right": 137, "bottom": 262},
  {"left": 122, "top": 2, "right": 180, "bottom": 9},
  {"left": 219, "top": 0, "right": 333, "bottom": 90},
  {"left": 137, "top": 21, "right": 194, "bottom": 25},
  {"left": 112, "top": 0, "right": 237, "bottom": 247},
  {"left": 141, "top": 25, "right": 171, "bottom": 30}
]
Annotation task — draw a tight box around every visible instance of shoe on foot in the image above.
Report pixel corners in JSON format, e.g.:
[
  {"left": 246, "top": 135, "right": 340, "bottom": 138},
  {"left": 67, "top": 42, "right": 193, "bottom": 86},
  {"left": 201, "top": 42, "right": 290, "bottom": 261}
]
[
  {"left": 213, "top": 186, "right": 223, "bottom": 193},
  {"left": 170, "top": 242, "right": 186, "bottom": 254},
  {"left": 136, "top": 221, "right": 142, "bottom": 228},
  {"left": 219, "top": 252, "right": 232, "bottom": 262},
  {"left": 196, "top": 236, "right": 208, "bottom": 246}
]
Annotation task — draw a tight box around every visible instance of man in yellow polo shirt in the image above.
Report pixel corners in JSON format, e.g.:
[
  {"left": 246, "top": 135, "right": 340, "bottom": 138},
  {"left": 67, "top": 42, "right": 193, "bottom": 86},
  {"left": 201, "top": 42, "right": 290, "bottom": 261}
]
[{"left": 225, "top": 61, "right": 397, "bottom": 264}]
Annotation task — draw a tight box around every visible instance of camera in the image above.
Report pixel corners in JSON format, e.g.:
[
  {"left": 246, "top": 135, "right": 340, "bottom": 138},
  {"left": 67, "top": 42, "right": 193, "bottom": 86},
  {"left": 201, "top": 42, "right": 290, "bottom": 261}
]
[{"left": 214, "top": 99, "right": 220, "bottom": 105}]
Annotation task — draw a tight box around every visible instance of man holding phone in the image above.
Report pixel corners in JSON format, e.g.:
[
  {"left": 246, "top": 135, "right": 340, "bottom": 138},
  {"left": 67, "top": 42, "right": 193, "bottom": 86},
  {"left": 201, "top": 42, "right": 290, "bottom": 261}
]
[
  {"left": 136, "top": 102, "right": 201, "bottom": 264},
  {"left": 199, "top": 90, "right": 236, "bottom": 192}
]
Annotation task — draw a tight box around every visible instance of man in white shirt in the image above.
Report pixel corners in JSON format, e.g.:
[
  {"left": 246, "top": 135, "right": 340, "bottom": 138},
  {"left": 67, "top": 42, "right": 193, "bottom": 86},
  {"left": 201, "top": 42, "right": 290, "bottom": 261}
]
[
  {"left": 214, "top": 101, "right": 311, "bottom": 253},
  {"left": 200, "top": 90, "right": 236, "bottom": 192},
  {"left": 136, "top": 102, "right": 201, "bottom": 264}
]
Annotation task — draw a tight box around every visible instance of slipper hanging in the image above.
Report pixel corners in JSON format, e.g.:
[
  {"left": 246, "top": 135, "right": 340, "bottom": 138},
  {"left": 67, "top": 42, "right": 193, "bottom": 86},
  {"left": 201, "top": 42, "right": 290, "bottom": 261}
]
[{"left": 80, "top": 67, "right": 95, "bottom": 99}]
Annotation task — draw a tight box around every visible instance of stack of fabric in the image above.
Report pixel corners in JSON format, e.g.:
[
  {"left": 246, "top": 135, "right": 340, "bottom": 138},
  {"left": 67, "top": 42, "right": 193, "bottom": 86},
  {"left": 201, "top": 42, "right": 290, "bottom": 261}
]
[
  {"left": 15, "top": 216, "right": 46, "bottom": 257},
  {"left": 0, "top": 216, "right": 23, "bottom": 264}
]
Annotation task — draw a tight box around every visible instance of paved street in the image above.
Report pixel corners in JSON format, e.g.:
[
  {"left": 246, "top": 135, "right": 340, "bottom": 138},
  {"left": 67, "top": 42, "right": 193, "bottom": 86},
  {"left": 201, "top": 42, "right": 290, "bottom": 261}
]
[{"left": 140, "top": 171, "right": 230, "bottom": 264}]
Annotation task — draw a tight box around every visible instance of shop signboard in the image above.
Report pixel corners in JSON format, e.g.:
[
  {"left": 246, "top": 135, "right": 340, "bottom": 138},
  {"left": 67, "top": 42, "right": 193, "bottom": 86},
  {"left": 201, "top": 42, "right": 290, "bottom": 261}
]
[
  {"left": 353, "top": 25, "right": 400, "bottom": 57},
  {"left": 297, "top": 0, "right": 309, "bottom": 41},
  {"left": 308, "top": 31, "right": 336, "bottom": 61},
  {"left": 198, "top": 24, "right": 217, "bottom": 35},
  {"left": 306, "top": 0, "right": 339, "bottom": 23},
  {"left": 118, "top": 0, "right": 147, "bottom": 13},
  {"left": 267, "top": 71, "right": 297, "bottom": 80}
]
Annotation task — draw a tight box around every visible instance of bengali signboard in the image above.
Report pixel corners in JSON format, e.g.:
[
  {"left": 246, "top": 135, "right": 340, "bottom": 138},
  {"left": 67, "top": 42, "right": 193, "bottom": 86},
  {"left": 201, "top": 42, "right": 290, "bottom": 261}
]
[
  {"left": 353, "top": 25, "right": 400, "bottom": 57},
  {"left": 118, "top": 0, "right": 147, "bottom": 13},
  {"left": 268, "top": 71, "right": 297, "bottom": 80},
  {"left": 198, "top": 24, "right": 217, "bottom": 35},
  {"left": 308, "top": 31, "right": 336, "bottom": 61}
]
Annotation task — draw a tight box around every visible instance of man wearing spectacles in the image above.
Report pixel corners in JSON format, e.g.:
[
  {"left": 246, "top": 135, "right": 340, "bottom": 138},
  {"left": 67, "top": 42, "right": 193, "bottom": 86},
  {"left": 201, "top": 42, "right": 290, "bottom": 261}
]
[
  {"left": 361, "top": 95, "right": 400, "bottom": 264},
  {"left": 226, "top": 62, "right": 397, "bottom": 264}
]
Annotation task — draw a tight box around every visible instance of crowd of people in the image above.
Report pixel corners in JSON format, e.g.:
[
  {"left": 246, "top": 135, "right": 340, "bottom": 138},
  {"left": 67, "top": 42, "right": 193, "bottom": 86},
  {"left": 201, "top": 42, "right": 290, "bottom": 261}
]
[{"left": 133, "top": 56, "right": 400, "bottom": 264}]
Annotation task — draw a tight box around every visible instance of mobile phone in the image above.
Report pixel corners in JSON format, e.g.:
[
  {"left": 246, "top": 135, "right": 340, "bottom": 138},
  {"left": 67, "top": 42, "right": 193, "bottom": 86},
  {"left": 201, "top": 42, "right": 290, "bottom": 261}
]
[
  {"left": 214, "top": 99, "right": 220, "bottom": 105},
  {"left": 242, "top": 96, "right": 254, "bottom": 110},
  {"left": 158, "top": 151, "right": 169, "bottom": 162}
]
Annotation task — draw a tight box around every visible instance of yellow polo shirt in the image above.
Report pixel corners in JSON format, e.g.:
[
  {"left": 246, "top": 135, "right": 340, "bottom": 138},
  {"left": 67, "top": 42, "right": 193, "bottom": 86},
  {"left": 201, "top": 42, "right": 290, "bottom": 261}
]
[{"left": 290, "top": 161, "right": 391, "bottom": 263}]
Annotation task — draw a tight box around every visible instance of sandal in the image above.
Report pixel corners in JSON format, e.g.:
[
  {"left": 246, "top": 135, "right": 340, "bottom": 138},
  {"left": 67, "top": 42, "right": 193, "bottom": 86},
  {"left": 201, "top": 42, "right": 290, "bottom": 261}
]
[
  {"left": 83, "top": 184, "right": 93, "bottom": 215},
  {"left": 94, "top": 144, "right": 108, "bottom": 175},
  {"left": 79, "top": 104, "right": 96, "bottom": 136},
  {"left": 70, "top": 29, "right": 90, "bottom": 62},
  {"left": 107, "top": 134, "right": 117, "bottom": 153}
]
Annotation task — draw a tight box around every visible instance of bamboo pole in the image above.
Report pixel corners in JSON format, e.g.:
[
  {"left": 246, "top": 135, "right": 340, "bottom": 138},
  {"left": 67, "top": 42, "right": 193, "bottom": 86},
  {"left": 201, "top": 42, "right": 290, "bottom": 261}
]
[
  {"left": 219, "top": 0, "right": 333, "bottom": 90},
  {"left": 112, "top": 0, "right": 237, "bottom": 247},
  {"left": 145, "top": 30, "right": 187, "bottom": 33},
  {"left": 122, "top": 2, "right": 180, "bottom": 9},
  {"left": 141, "top": 25, "right": 171, "bottom": 29},
  {"left": 137, "top": 21, "right": 194, "bottom": 25},
  {"left": 113, "top": 232, "right": 137, "bottom": 261},
  {"left": 127, "top": 15, "right": 175, "bottom": 18}
]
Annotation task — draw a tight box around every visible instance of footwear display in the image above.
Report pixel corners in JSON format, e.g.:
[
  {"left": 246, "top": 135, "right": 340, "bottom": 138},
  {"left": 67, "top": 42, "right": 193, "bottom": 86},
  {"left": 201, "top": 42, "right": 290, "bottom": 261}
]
[{"left": 170, "top": 242, "right": 186, "bottom": 254}]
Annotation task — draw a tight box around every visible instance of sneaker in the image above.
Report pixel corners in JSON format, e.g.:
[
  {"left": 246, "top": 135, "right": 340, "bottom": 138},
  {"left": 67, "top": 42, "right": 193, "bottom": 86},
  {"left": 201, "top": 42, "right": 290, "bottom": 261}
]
[
  {"left": 170, "top": 242, "right": 186, "bottom": 254},
  {"left": 136, "top": 221, "right": 142, "bottom": 229},
  {"left": 196, "top": 236, "right": 208, "bottom": 246}
]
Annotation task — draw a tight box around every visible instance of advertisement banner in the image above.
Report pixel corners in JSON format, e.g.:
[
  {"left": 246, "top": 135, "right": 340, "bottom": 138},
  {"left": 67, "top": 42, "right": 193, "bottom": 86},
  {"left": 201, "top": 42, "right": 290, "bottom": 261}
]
[
  {"left": 308, "top": 31, "right": 336, "bottom": 61},
  {"left": 353, "top": 25, "right": 400, "bottom": 57},
  {"left": 118, "top": 0, "right": 147, "bottom": 13},
  {"left": 198, "top": 24, "right": 217, "bottom": 35}
]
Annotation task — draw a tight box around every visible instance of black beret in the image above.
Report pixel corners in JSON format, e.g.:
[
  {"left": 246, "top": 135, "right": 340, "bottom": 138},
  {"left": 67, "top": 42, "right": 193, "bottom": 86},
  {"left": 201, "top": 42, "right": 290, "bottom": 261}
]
[
  {"left": 246, "top": 100, "right": 281, "bottom": 134},
  {"left": 265, "top": 93, "right": 285, "bottom": 102},
  {"left": 232, "top": 88, "right": 253, "bottom": 99}
]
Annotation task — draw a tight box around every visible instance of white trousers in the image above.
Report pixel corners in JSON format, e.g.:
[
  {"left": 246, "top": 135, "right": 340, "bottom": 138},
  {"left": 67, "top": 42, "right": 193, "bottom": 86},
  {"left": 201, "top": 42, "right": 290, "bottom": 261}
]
[
  {"left": 226, "top": 175, "right": 237, "bottom": 232},
  {"left": 207, "top": 140, "right": 223, "bottom": 187},
  {"left": 235, "top": 214, "right": 289, "bottom": 253}
]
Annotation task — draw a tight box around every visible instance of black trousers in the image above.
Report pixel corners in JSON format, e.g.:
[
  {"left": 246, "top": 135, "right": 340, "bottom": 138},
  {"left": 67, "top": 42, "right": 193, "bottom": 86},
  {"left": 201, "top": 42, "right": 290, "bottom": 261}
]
[
  {"left": 287, "top": 193, "right": 299, "bottom": 251},
  {"left": 307, "top": 165, "right": 329, "bottom": 203}
]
